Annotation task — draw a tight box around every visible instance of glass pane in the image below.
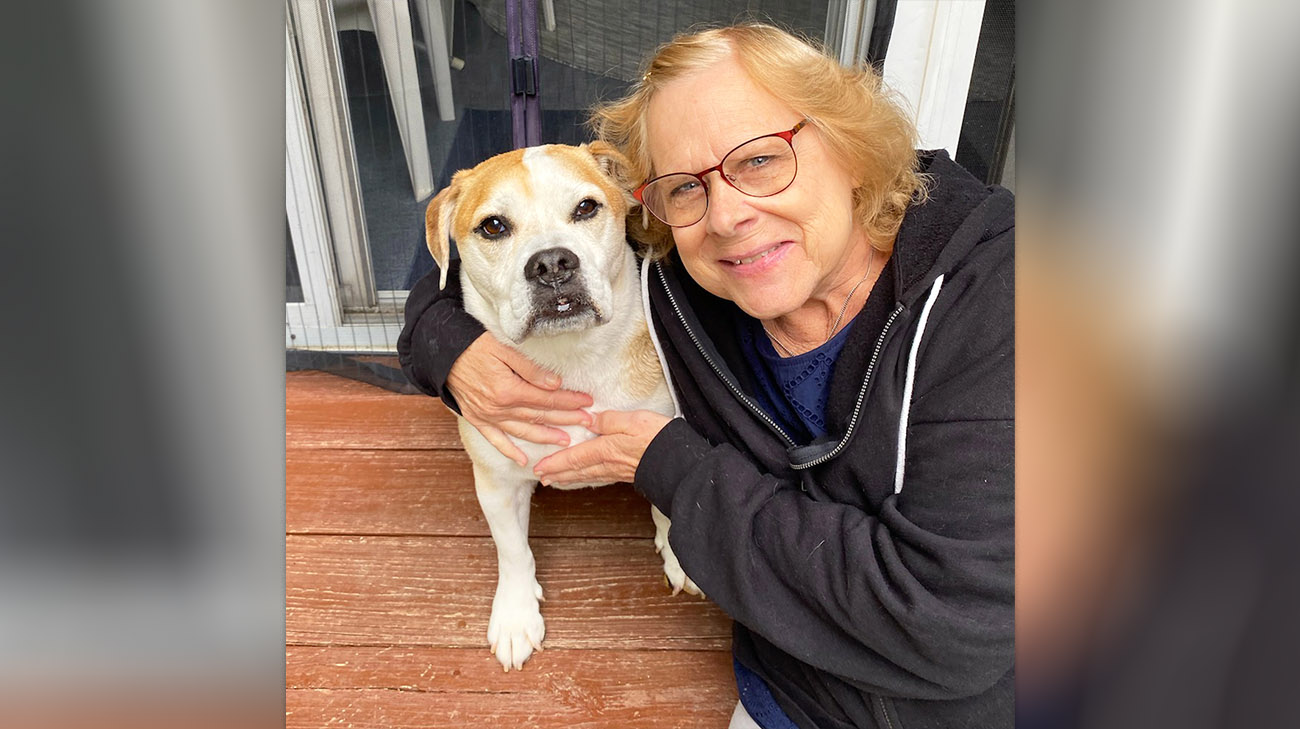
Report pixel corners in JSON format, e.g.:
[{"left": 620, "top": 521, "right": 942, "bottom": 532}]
[{"left": 956, "top": 0, "right": 1015, "bottom": 187}]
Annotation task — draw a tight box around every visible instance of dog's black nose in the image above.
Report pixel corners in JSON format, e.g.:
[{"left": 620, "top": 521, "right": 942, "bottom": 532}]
[{"left": 524, "top": 247, "right": 581, "bottom": 287}]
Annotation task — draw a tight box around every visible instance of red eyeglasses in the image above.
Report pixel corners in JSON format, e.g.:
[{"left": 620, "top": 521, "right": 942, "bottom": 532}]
[{"left": 633, "top": 119, "right": 809, "bottom": 228}]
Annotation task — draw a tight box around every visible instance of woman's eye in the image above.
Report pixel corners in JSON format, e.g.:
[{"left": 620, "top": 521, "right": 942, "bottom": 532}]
[
  {"left": 476, "top": 216, "right": 509, "bottom": 239},
  {"left": 669, "top": 181, "right": 700, "bottom": 198},
  {"left": 744, "top": 155, "right": 773, "bottom": 168},
  {"left": 573, "top": 198, "right": 601, "bottom": 221}
]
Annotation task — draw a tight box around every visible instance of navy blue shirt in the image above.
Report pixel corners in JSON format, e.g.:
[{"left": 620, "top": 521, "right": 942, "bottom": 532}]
[
  {"left": 737, "top": 315, "right": 857, "bottom": 444},
  {"left": 732, "top": 314, "right": 858, "bottom": 728}
]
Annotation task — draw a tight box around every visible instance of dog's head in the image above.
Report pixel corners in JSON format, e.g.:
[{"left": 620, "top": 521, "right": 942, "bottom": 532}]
[{"left": 425, "top": 142, "right": 637, "bottom": 343}]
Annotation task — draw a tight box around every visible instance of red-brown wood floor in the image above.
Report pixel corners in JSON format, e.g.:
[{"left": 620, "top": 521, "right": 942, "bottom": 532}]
[{"left": 287, "top": 371, "right": 737, "bottom": 728}]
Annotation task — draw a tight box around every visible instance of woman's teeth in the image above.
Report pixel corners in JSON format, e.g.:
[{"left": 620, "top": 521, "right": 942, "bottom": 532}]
[{"left": 731, "top": 246, "right": 779, "bottom": 265}]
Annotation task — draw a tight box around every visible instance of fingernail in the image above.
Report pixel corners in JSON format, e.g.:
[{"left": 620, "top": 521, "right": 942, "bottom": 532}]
[{"left": 545, "top": 374, "right": 561, "bottom": 388}]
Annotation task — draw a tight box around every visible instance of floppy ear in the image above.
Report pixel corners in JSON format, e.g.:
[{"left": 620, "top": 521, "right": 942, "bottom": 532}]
[
  {"left": 424, "top": 178, "right": 460, "bottom": 290},
  {"left": 585, "top": 140, "right": 637, "bottom": 206}
]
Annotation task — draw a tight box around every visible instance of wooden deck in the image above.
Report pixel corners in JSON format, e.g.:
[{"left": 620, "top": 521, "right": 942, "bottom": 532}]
[{"left": 286, "top": 371, "right": 737, "bottom": 728}]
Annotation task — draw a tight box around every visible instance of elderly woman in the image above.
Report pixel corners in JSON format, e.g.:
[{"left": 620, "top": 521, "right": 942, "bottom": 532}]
[{"left": 399, "top": 24, "right": 1013, "bottom": 729}]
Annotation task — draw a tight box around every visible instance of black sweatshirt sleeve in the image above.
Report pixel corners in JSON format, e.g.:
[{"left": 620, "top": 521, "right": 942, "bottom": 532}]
[
  {"left": 396, "top": 261, "right": 485, "bottom": 413},
  {"left": 634, "top": 236, "right": 1015, "bottom": 702}
]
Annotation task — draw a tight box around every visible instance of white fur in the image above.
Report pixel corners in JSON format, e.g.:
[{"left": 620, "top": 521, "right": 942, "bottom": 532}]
[{"left": 441, "top": 146, "right": 699, "bottom": 671}]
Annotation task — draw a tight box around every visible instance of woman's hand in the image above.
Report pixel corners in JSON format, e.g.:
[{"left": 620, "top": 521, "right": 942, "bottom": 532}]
[
  {"left": 533, "top": 410, "right": 672, "bottom": 486},
  {"left": 447, "top": 333, "right": 594, "bottom": 466}
]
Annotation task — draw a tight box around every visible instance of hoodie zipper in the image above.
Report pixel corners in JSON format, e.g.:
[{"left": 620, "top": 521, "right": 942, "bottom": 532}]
[
  {"left": 793, "top": 303, "right": 904, "bottom": 470},
  {"left": 655, "top": 262, "right": 907, "bottom": 468},
  {"left": 655, "top": 263, "right": 797, "bottom": 448}
]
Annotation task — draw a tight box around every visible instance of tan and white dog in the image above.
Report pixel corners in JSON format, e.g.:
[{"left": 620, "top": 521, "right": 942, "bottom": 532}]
[{"left": 425, "top": 142, "right": 697, "bottom": 672}]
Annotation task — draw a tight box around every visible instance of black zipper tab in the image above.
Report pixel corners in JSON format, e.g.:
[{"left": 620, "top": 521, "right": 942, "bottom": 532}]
[{"left": 787, "top": 439, "right": 838, "bottom": 465}]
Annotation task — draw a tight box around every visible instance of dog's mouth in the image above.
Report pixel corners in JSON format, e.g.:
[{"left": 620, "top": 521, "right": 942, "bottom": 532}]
[{"left": 521, "top": 289, "right": 604, "bottom": 338}]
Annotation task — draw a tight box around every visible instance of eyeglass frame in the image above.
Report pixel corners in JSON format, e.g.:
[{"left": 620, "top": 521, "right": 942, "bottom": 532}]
[{"left": 632, "top": 118, "right": 810, "bottom": 228}]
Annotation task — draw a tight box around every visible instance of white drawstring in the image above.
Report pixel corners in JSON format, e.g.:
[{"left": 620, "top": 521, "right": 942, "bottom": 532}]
[{"left": 895, "top": 275, "right": 945, "bottom": 494}]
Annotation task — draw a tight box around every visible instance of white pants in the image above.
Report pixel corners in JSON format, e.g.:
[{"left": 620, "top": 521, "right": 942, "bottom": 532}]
[{"left": 729, "top": 700, "right": 764, "bottom": 729}]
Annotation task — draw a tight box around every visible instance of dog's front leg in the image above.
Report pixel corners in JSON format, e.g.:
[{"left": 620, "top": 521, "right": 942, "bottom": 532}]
[
  {"left": 651, "top": 505, "right": 702, "bottom": 597},
  {"left": 473, "top": 464, "right": 546, "bottom": 670}
]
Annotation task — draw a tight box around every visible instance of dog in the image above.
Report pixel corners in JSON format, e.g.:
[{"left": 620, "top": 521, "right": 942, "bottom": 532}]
[{"left": 424, "top": 142, "right": 698, "bottom": 671}]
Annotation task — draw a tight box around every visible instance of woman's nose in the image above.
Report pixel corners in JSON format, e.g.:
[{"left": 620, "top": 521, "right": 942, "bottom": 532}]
[{"left": 702, "top": 172, "right": 756, "bottom": 237}]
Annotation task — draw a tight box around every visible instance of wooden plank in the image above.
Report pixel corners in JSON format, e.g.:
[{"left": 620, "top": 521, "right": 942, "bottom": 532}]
[
  {"left": 286, "top": 645, "right": 734, "bottom": 692},
  {"left": 287, "top": 371, "right": 463, "bottom": 449},
  {"left": 287, "top": 449, "right": 656, "bottom": 538},
  {"left": 286, "top": 647, "right": 734, "bottom": 729},
  {"left": 287, "top": 535, "right": 730, "bottom": 649},
  {"left": 287, "top": 679, "right": 734, "bottom": 729}
]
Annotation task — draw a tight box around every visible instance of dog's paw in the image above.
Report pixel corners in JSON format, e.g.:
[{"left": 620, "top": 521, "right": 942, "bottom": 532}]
[
  {"left": 486, "top": 582, "right": 546, "bottom": 671},
  {"left": 659, "top": 541, "right": 703, "bottom": 598}
]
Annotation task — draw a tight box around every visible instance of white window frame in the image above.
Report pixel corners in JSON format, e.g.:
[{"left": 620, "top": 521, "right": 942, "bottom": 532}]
[
  {"left": 883, "top": 0, "right": 987, "bottom": 156},
  {"left": 824, "top": 0, "right": 880, "bottom": 66},
  {"left": 287, "top": 0, "right": 376, "bottom": 311},
  {"left": 285, "top": 1, "right": 407, "bottom": 352},
  {"left": 286, "top": 23, "right": 342, "bottom": 336}
]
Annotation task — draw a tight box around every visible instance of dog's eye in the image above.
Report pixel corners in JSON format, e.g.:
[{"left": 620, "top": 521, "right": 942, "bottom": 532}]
[
  {"left": 475, "top": 216, "right": 510, "bottom": 239},
  {"left": 572, "top": 198, "right": 601, "bottom": 221}
]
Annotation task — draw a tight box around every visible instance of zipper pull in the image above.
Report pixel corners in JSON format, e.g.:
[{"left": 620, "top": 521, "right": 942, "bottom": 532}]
[{"left": 787, "top": 439, "right": 839, "bottom": 470}]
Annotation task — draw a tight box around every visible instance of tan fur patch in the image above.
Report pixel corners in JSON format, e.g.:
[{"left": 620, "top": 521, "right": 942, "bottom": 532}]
[
  {"left": 450, "top": 149, "right": 531, "bottom": 239},
  {"left": 621, "top": 319, "right": 663, "bottom": 402}
]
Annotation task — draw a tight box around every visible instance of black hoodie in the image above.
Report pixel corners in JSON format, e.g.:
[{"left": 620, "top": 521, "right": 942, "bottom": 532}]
[{"left": 399, "top": 150, "right": 1014, "bottom": 728}]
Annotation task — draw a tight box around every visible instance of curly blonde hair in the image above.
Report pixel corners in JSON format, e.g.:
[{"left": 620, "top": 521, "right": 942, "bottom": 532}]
[{"left": 590, "top": 23, "right": 927, "bottom": 259}]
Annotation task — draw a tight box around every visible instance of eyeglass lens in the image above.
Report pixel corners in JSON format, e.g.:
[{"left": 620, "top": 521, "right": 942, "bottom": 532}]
[{"left": 642, "top": 134, "right": 797, "bottom": 227}]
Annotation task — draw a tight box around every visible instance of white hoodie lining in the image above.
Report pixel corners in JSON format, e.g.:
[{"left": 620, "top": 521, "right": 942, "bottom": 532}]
[{"left": 642, "top": 261, "right": 683, "bottom": 417}]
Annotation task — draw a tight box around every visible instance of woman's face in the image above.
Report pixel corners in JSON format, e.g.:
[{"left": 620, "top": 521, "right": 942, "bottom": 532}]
[{"left": 644, "top": 54, "right": 867, "bottom": 322}]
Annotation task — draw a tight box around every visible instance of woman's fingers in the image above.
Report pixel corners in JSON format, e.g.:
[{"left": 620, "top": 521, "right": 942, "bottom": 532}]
[
  {"left": 498, "top": 420, "right": 570, "bottom": 448},
  {"left": 510, "top": 406, "right": 592, "bottom": 428},
  {"left": 588, "top": 409, "right": 672, "bottom": 437},
  {"left": 499, "top": 382, "right": 594, "bottom": 413},
  {"left": 477, "top": 424, "right": 528, "bottom": 467},
  {"left": 534, "top": 411, "right": 672, "bottom": 486},
  {"left": 534, "top": 438, "right": 627, "bottom": 485}
]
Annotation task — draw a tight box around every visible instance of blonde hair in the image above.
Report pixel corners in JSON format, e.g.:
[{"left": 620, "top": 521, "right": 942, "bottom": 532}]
[{"left": 590, "top": 23, "right": 927, "bottom": 259}]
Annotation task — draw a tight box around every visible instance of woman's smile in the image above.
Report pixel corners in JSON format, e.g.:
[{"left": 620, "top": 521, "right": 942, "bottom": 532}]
[{"left": 718, "top": 240, "right": 793, "bottom": 274}]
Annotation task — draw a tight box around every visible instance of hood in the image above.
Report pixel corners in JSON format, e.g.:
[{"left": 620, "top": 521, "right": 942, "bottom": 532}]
[{"left": 891, "top": 149, "right": 1015, "bottom": 306}]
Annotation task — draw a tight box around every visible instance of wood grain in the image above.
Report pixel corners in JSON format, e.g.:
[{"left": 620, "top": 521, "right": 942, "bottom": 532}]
[
  {"left": 287, "top": 448, "right": 656, "bottom": 538},
  {"left": 287, "top": 668, "right": 734, "bottom": 729},
  {"left": 287, "top": 535, "right": 730, "bottom": 649},
  {"left": 287, "top": 371, "right": 462, "bottom": 450}
]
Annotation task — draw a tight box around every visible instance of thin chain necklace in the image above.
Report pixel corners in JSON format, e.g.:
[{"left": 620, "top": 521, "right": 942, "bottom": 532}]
[{"left": 763, "top": 246, "right": 878, "bottom": 358}]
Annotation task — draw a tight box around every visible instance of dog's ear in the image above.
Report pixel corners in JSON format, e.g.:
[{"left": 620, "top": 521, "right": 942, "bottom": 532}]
[
  {"left": 424, "top": 176, "right": 461, "bottom": 290},
  {"left": 585, "top": 141, "right": 637, "bottom": 205}
]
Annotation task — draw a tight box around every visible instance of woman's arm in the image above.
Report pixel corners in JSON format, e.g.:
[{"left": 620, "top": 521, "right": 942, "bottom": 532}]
[{"left": 541, "top": 239, "right": 1015, "bottom": 701}]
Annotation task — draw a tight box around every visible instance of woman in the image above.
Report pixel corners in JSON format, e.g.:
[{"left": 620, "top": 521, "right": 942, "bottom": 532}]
[{"left": 399, "top": 24, "right": 1014, "bottom": 729}]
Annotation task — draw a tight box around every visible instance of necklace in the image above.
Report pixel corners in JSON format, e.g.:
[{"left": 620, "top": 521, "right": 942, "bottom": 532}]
[{"left": 763, "top": 246, "right": 878, "bottom": 357}]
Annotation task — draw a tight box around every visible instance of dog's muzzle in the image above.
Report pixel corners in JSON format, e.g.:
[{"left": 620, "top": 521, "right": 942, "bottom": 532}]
[{"left": 522, "top": 246, "right": 602, "bottom": 336}]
